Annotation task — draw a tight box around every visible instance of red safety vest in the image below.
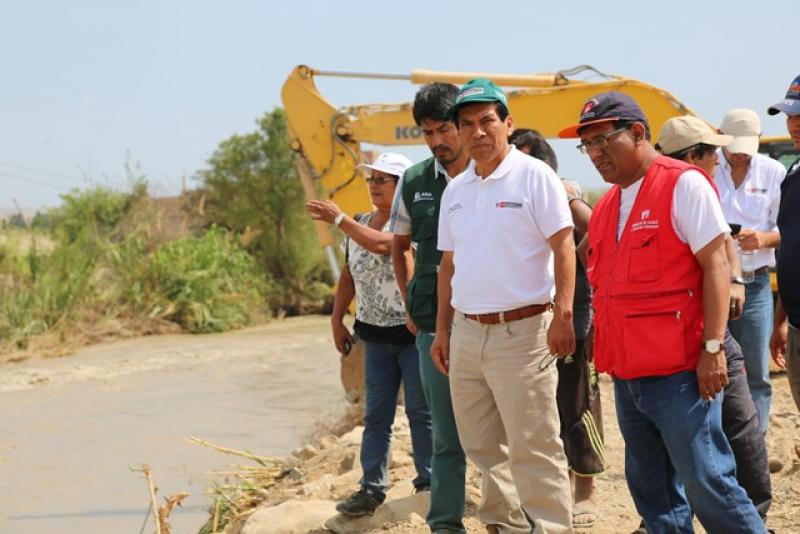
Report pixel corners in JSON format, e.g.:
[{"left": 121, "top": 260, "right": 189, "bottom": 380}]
[{"left": 587, "top": 156, "right": 711, "bottom": 379}]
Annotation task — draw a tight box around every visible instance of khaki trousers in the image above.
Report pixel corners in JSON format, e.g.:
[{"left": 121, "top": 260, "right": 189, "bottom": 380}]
[{"left": 450, "top": 311, "right": 573, "bottom": 534}]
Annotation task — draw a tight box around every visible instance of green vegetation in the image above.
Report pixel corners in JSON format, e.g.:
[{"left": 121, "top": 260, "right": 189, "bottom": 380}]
[
  {"left": 0, "top": 186, "right": 270, "bottom": 353},
  {"left": 199, "top": 108, "right": 331, "bottom": 315},
  {"left": 0, "top": 107, "right": 332, "bottom": 356},
  {"left": 137, "top": 228, "right": 267, "bottom": 333}
]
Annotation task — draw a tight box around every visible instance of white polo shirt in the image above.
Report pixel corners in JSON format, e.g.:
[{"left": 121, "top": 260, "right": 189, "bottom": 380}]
[
  {"left": 714, "top": 151, "right": 786, "bottom": 269},
  {"left": 438, "top": 146, "right": 573, "bottom": 314}
]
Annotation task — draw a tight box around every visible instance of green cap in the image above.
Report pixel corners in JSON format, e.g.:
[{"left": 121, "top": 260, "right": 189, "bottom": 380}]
[{"left": 448, "top": 78, "right": 508, "bottom": 120}]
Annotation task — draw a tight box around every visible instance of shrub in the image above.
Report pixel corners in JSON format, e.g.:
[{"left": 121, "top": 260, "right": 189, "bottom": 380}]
[
  {"left": 140, "top": 227, "right": 268, "bottom": 333},
  {"left": 198, "top": 108, "right": 330, "bottom": 315}
]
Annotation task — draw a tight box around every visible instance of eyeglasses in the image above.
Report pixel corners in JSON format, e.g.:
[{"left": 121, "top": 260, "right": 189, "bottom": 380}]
[
  {"left": 365, "top": 175, "right": 398, "bottom": 185},
  {"left": 576, "top": 126, "right": 630, "bottom": 154}
]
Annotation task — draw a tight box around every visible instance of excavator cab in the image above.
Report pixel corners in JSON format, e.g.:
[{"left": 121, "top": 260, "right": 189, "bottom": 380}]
[
  {"left": 759, "top": 136, "right": 799, "bottom": 294},
  {"left": 760, "top": 136, "right": 799, "bottom": 169}
]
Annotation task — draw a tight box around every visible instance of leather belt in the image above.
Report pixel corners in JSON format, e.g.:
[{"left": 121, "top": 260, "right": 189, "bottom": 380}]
[
  {"left": 464, "top": 303, "right": 552, "bottom": 325},
  {"left": 753, "top": 266, "right": 770, "bottom": 276}
]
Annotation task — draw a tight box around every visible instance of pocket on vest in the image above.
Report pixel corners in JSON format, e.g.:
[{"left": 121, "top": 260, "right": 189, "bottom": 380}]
[
  {"left": 411, "top": 209, "right": 436, "bottom": 240},
  {"left": 628, "top": 231, "right": 659, "bottom": 282},
  {"left": 622, "top": 308, "right": 687, "bottom": 374},
  {"left": 586, "top": 237, "right": 603, "bottom": 287},
  {"left": 408, "top": 271, "right": 437, "bottom": 318}
]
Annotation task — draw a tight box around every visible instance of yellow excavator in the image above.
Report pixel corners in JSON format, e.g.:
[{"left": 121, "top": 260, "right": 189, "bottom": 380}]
[{"left": 281, "top": 64, "right": 796, "bottom": 280}]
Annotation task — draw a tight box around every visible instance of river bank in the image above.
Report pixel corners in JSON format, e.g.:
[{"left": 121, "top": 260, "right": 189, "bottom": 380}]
[{"left": 218, "top": 373, "right": 800, "bottom": 534}]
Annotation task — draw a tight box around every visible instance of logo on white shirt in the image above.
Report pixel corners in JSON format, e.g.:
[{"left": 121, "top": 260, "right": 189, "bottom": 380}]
[
  {"left": 495, "top": 201, "right": 523, "bottom": 209},
  {"left": 413, "top": 191, "right": 434, "bottom": 203},
  {"left": 448, "top": 203, "right": 463, "bottom": 213},
  {"left": 746, "top": 187, "right": 767, "bottom": 195}
]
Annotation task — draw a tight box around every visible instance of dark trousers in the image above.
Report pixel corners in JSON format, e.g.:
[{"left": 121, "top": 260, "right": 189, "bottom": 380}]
[
  {"left": 416, "top": 331, "right": 467, "bottom": 533},
  {"left": 556, "top": 339, "right": 605, "bottom": 476},
  {"left": 722, "top": 329, "right": 772, "bottom": 520}
]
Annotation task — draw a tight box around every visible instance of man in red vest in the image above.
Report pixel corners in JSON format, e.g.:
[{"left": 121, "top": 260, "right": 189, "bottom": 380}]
[{"left": 559, "top": 93, "right": 765, "bottom": 533}]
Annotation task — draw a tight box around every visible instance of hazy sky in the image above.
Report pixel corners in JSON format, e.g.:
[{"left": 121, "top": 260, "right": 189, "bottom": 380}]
[{"left": 0, "top": 0, "right": 794, "bottom": 209}]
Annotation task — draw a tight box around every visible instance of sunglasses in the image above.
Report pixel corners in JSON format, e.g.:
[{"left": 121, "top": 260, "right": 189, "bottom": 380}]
[{"left": 365, "top": 175, "right": 398, "bottom": 185}]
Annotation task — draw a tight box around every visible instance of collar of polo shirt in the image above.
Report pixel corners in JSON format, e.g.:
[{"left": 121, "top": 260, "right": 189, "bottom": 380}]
[
  {"left": 434, "top": 158, "right": 457, "bottom": 181},
  {"left": 463, "top": 145, "right": 520, "bottom": 183}
]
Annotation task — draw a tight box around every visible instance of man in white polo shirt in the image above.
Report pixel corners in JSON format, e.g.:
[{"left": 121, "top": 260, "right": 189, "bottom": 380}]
[
  {"left": 431, "top": 78, "right": 575, "bottom": 534},
  {"left": 716, "top": 108, "right": 786, "bottom": 433}
]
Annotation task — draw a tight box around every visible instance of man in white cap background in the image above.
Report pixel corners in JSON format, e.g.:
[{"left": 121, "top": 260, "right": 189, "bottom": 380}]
[
  {"left": 657, "top": 116, "right": 773, "bottom": 523},
  {"left": 768, "top": 74, "right": 800, "bottom": 413},
  {"left": 307, "top": 153, "right": 434, "bottom": 517},
  {"left": 658, "top": 117, "right": 746, "bottom": 318},
  {"left": 715, "top": 109, "right": 787, "bottom": 434}
]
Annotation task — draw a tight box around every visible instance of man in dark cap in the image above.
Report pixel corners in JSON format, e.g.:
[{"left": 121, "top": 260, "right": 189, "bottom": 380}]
[
  {"left": 560, "top": 93, "right": 765, "bottom": 533},
  {"left": 769, "top": 74, "right": 800, "bottom": 412}
]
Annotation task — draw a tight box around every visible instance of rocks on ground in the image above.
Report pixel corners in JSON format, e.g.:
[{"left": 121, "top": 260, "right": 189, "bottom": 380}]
[
  {"left": 240, "top": 499, "right": 336, "bottom": 534},
  {"left": 227, "top": 377, "right": 800, "bottom": 534}
]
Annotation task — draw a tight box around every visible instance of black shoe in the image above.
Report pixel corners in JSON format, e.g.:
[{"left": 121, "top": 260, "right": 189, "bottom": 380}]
[
  {"left": 335, "top": 489, "right": 385, "bottom": 516},
  {"left": 414, "top": 483, "right": 430, "bottom": 494}
]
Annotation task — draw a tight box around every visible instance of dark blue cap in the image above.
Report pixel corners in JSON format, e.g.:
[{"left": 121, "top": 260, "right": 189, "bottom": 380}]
[
  {"left": 768, "top": 74, "right": 800, "bottom": 116},
  {"left": 558, "top": 91, "right": 648, "bottom": 138}
]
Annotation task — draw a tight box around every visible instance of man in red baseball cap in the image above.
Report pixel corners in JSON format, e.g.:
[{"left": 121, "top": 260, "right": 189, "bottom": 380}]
[{"left": 560, "top": 92, "right": 765, "bottom": 533}]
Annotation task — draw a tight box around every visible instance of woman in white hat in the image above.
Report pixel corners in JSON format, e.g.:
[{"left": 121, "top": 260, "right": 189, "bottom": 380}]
[{"left": 306, "top": 152, "right": 432, "bottom": 517}]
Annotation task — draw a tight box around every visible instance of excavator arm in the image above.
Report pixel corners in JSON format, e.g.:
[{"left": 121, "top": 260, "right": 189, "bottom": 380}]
[{"left": 281, "top": 65, "right": 792, "bottom": 277}]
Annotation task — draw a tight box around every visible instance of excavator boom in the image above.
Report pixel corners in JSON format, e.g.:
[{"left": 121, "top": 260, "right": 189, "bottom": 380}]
[{"left": 281, "top": 65, "right": 793, "bottom": 277}]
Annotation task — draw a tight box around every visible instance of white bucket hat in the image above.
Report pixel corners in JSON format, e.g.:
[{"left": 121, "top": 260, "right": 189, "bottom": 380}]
[{"left": 357, "top": 153, "right": 413, "bottom": 178}]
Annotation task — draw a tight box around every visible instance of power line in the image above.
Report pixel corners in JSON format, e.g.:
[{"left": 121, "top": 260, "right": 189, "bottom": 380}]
[
  {"left": 0, "top": 170, "right": 67, "bottom": 190},
  {"left": 0, "top": 160, "right": 78, "bottom": 180}
]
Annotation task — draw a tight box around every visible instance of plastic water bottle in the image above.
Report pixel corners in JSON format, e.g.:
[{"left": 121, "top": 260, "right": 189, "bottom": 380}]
[{"left": 739, "top": 248, "right": 756, "bottom": 283}]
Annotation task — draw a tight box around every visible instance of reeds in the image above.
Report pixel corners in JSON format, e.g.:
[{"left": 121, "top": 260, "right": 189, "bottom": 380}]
[{"left": 0, "top": 185, "right": 269, "bottom": 358}]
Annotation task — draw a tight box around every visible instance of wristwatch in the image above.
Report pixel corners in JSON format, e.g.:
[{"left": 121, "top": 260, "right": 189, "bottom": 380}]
[
  {"left": 731, "top": 275, "right": 745, "bottom": 285},
  {"left": 334, "top": 213, "right": 346, "bottom": 227},
  {"left": 702, "top": 339, "right": 723, "bottom": 354}
]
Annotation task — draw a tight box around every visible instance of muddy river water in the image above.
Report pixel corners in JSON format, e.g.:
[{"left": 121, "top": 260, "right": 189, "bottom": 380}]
[{"left": 0, "top": 316, "right": 346, "bottom": 534}]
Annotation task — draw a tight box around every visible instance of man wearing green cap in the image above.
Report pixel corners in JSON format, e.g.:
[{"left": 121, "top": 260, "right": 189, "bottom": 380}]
[
  {"left": 431, "top": 79, "right": 576, "bottom": 533},
  {"left": 391, "top": 83, "right": 525, "bottom": 534}
]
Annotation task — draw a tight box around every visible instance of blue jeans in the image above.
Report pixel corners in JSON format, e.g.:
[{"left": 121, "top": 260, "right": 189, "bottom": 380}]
[
  {"left": 615, "top": 372, "right": 765, "bottom": 534},
  {"left": 728, "top": 271, "right": 773, "bottom": 433},
  {"left": 360, "top": 340, "right": 432, "bottom": 495}
]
